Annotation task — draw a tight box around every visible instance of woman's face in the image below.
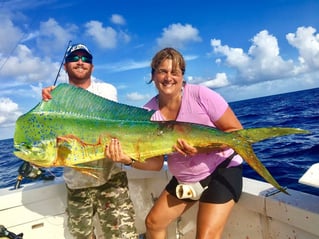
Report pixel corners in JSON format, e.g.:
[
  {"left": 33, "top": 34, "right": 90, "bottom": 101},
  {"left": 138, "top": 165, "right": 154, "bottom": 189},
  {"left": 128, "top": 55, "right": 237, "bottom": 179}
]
[{"left": 152, "top": 59, "right": 184, "bottom": 97}]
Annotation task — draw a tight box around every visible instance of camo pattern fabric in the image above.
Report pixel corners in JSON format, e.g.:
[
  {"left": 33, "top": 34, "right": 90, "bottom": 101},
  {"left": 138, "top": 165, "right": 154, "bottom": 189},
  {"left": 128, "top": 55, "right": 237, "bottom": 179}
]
[{"left": 66, "top": 171, "right": 138, "bottom": 239}]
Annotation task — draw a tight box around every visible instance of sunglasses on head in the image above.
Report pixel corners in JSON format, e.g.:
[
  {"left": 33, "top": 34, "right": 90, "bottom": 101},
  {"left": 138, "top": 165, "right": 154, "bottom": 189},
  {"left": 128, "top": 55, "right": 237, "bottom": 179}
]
[{"left": 65, "top": 55, "right": 92, "bottom": 64}]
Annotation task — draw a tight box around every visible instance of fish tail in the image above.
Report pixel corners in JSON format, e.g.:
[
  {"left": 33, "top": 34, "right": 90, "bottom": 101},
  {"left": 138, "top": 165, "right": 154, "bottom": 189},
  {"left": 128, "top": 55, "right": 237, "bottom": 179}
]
[
  {"left": 235, "top": 127, "right": 310, "bottom": 144},
  {"left": 233, "top": 139, "right": 289, "bottom": 194},
  {"left": 231, "top": 127, "right": 309, "bottom": 194}
]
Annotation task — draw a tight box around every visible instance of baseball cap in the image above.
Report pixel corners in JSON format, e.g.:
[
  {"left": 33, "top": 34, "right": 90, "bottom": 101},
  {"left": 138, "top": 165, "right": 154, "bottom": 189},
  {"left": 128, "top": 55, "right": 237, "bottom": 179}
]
[{"left": 65, "top": 43, "right": 93, "bottom": 60}]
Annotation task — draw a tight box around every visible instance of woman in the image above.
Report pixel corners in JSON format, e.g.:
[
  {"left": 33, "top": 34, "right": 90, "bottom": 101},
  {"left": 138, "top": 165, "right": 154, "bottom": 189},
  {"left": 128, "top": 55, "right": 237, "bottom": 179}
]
[{"left": 107, "top": 47, "right": 243, "bottom": 239}]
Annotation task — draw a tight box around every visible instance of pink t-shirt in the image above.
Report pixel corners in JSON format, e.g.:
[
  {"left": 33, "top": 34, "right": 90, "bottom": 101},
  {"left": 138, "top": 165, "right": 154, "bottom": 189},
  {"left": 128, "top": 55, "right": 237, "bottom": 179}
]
[{"left": 144, "top": 83, "right": 243, "bottom": 183}]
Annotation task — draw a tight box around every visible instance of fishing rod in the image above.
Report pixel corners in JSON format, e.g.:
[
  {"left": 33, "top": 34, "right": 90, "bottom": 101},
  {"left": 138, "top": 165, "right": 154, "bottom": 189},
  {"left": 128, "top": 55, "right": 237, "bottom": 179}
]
[{"left": 53, "top": 40, "right": 72, "bottom": 86}]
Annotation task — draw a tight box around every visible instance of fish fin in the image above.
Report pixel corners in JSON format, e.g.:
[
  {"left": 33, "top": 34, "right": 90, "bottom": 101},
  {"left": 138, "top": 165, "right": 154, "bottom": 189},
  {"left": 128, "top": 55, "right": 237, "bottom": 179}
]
[
  {"left": 73, "top": 167, "right": 100, "bottom": 178},
  {"left": 57, "top": 134, "right": 101, "bottom": 147},
  {"left": 232, "top": 127, "right": 309, "bottom": 194},
  {"left": 47, "top": 83, "right": 155, "bottom": 121},
  {"left": 56, "top": 135, "right": 90, "bottom": 164},
  {"left": 233, "top": 138, "right": 289, "bottom": 194},
  {"left": 235, "top": 127, "right": 310, "bottom": 144},
  {"left": 69, "top": 164, "right": 104, "bottom": 178},
  {"left": 55, "top": 134, "right": 105, "bottom": 164}
]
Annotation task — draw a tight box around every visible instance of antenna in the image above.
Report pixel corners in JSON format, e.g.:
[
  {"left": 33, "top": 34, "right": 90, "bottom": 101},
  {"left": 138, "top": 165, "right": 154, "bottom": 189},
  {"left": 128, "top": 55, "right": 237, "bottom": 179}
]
[{"left": 53, "top": 40, "right": 72, "bottom": 86}]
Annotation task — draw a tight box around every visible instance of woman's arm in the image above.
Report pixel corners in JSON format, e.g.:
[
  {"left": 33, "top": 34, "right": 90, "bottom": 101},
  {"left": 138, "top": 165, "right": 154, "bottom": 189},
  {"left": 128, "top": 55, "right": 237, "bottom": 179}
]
[
  {"left": 214, "top": 107, "right": 243, "bottom": 132},
  {"left": 174, "top": 106, "right": 243, "bottom": 156}
]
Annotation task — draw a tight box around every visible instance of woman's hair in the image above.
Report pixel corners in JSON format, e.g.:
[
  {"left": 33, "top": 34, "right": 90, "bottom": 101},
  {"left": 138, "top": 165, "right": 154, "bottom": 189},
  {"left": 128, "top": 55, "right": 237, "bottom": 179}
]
[{"left": 148, "top": 47, "right": 185, "bottom": 83}]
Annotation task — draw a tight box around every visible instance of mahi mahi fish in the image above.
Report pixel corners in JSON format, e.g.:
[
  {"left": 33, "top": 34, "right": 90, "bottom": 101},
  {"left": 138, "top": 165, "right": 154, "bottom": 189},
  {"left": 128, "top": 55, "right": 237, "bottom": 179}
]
[{"left": 14, "top": 83, "right": 309, "bottom": 194}]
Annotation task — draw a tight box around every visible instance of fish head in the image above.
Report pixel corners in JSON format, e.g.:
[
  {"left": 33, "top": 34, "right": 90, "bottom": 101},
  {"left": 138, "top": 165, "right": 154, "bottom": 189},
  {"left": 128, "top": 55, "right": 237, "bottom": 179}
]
[{"left": 14, "top": 139, "right": 59, "bottom": 167}]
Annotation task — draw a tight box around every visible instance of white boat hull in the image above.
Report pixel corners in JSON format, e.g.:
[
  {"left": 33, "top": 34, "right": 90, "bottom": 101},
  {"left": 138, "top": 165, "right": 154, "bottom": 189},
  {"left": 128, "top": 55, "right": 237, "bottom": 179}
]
[{"left": 1, "top": 167, "right": 319, "bottom": 239}]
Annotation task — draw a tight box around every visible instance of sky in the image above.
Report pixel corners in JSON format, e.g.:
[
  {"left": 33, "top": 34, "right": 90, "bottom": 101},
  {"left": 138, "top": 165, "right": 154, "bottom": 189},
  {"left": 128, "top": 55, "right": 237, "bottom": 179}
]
[{"left": 0, "top": 0, "right": 319, "bottom": 140}]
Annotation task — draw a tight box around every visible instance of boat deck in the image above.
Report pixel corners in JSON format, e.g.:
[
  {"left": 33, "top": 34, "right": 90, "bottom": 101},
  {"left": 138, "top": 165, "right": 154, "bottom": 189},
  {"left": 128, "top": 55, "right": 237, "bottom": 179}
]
[{"left": 1, "top": 168, "right": 319, "bottom": 238}]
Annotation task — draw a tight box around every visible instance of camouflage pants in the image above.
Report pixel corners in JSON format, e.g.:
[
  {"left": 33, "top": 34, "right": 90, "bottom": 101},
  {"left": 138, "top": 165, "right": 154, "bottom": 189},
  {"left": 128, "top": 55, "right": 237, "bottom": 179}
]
[{"left": 66, "top": 171, "right": 138, "bottom": 239}]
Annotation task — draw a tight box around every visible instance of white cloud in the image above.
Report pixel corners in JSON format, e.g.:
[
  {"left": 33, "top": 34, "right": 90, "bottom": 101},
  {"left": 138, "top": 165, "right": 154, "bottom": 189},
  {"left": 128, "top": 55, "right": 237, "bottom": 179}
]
[
  {"left": 126, "top": 92, "right": 151, "bottom": 101},
  {"left": 0, "top": 17, "right": 24, "bottom": 55},
  {"left": 207, "top": 27, "right": 319, "bottom": 100},
  {"left": 110, "top": 14, "right": 126, "bottom": 25},
  {"left": 157, "top": 23, "right": 202, "bottom": 48},
  {"left": 211, "top": 30, "right": 295, "bottom": 83},
  {"left": 85, "top": 21, "right": 117, "bottom": 49},
  {"left": 0, "top": 0, "right": 56, "bottom": 11},
  {"left": 286, "top": 26, "right": 319, "bottom": 72},
  {"left": 1, "top": 44, "right": 58, "bottom": 83},
  {"left": 98, "top": 60, "right": 149, "bottom": 72},
  {"left": 184, "top": 54, "right": 199, "bottom": 61},
  {"left": 118, "top": 30, "right": 131, "bottom": 43},
  {"left": 85, "top": 20, "right": 131, "bottom": 49},
  {"left": 218, "top": 71, "right": 319, "bottom": 103},
  {"left": 211, "top": 39, "right": 250, "bottom": 71},
  {"left": 199, "top": 73, "right": 230, "bottom": 88},
  {"left": 36, "top": 18, "right": 76, "bottom": 55},
  {"left": 0, "top": 97, "right": 22, "bottom": 127}
]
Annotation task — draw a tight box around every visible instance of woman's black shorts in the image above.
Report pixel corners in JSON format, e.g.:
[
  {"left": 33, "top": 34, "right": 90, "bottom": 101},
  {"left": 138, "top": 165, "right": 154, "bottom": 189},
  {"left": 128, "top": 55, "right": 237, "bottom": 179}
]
[{"left": 165, "top": 164, "right": 243, "bottom": 203}]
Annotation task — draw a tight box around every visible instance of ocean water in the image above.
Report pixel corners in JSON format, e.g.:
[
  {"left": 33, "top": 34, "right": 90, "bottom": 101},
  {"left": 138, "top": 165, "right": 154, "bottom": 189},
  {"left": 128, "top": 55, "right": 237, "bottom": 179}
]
[{"left": 0, "top": 88, "right": 319, "bottom": 196}]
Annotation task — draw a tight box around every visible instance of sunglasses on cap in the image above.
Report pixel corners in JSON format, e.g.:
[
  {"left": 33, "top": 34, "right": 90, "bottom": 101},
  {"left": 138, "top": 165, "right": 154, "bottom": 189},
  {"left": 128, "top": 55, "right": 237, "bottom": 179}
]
[{"left": 65, "top": 55, "right": 92, "bottom": 64}]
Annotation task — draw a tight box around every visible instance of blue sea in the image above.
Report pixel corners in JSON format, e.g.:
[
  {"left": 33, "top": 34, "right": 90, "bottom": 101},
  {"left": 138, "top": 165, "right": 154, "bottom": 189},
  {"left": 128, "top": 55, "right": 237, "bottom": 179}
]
[{"left": 1, "top": 88, "right": 319, "bottom": 196}]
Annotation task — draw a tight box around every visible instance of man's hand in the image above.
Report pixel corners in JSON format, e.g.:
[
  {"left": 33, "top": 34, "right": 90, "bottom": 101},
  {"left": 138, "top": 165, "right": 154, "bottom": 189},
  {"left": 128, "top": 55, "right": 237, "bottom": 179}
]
[
  {"left": 42, "top": 86, "right": 55, "bottom": 101},
  {"left": 105, "top": 138, "right": 132, "bottom": 165}
]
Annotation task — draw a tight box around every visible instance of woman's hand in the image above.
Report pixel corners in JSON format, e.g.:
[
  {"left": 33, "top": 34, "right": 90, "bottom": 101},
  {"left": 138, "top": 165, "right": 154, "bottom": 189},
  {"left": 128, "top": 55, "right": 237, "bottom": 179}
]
[
  {"left": 174, "top": 139, "right": 198, "bottom": 156},
  {"left": 42, "top": 86, "right": 55, "bottom": 101}
]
